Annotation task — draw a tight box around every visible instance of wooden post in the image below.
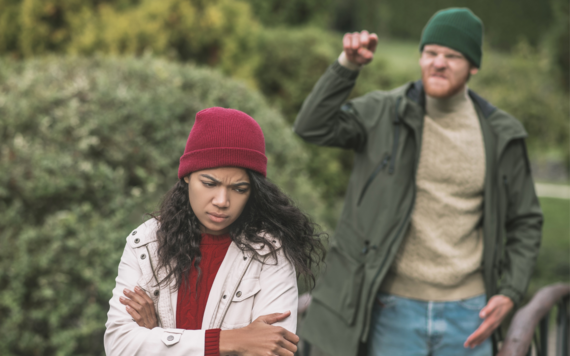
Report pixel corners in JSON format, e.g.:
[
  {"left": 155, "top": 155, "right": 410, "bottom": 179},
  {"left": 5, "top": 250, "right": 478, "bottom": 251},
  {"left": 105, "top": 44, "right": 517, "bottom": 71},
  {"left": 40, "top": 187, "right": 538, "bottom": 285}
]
[{"left": 498, "top": 283, "right": 570, "bottom": 356}]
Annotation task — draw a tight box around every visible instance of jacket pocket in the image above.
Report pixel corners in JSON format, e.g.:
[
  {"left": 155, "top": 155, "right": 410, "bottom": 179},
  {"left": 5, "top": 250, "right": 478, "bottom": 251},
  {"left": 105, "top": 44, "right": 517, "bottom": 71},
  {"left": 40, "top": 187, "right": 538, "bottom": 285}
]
[
  {"left": 312, "top": 246, "right": 364, "bottom": 326},
  {"left": 221, "top": 278, "right": 261, "bottom": 329},
  {"left": 358, "top": 153, "right": 390, "bottom": 206}
]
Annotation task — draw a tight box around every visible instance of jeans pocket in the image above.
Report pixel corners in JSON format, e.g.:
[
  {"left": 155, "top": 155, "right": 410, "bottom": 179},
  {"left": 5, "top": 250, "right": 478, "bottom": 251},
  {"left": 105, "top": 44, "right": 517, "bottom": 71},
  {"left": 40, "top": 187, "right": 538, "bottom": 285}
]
[
  {"left": 457, "top": 294, "right": 487, "bottom": 311},
  {"left": 375, "top": 293, "right": 397, "bottom": 309}
]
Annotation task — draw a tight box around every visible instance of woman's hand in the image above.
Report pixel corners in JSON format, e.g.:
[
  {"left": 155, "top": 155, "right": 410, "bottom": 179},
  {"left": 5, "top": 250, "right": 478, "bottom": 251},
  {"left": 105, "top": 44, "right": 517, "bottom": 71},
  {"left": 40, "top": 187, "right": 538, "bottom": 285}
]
[
  {"left": 220, "top": 311, "right": 299, "bottom": 356},
  {"left": 120, "top": 286, "right": 159, "bottom": 329}
]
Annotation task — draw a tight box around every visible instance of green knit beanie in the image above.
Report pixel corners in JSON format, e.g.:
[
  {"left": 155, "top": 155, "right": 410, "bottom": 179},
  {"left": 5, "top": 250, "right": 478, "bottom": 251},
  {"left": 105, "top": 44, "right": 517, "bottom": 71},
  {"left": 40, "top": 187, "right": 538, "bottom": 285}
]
[{"left": 419, "top": 8, "right": 483, "bottom": 68}]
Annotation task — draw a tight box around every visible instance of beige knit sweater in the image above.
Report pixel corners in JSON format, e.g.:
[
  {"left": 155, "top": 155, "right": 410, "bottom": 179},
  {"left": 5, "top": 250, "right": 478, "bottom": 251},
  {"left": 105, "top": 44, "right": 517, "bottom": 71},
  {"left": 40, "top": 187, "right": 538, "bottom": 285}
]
[{"left": 380, "top": 86, "right": 486, "bottom": 301}]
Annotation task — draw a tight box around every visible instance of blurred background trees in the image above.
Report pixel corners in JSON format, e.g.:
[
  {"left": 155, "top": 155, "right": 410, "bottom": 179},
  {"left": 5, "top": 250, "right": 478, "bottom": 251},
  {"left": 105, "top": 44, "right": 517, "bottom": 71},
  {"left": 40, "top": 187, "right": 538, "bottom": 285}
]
[{"left": 0, "top": 1, "right": 568, "bottom": 355}]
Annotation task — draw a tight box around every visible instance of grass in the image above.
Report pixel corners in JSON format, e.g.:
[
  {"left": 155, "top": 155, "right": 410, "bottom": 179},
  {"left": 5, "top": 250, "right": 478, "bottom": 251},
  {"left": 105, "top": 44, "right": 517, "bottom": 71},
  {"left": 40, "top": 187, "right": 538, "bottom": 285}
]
[{"left": 528, "top": 197, "right": 570, "bottom": 294}]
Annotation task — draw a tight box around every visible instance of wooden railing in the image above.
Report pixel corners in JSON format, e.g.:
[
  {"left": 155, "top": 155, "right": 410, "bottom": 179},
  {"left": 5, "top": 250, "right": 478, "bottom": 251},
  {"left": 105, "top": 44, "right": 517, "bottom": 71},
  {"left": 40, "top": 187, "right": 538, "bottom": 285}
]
[{"left": 498, "top": 283, "right": 569, "bottom": 356}]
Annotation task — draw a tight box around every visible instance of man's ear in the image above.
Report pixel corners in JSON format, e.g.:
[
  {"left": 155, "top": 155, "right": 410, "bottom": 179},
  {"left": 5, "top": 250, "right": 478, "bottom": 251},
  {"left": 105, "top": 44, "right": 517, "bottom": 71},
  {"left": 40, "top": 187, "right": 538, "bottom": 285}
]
[{"left": 469, "top": 66, "right": 479, "bottom": 76}]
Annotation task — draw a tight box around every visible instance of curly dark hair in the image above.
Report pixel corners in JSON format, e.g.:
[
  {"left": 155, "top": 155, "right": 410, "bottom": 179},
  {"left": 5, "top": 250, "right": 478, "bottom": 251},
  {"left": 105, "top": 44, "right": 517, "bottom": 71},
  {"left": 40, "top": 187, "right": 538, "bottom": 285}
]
[{"left": 151, "top": 169, "right": 326, "bottom": 290}]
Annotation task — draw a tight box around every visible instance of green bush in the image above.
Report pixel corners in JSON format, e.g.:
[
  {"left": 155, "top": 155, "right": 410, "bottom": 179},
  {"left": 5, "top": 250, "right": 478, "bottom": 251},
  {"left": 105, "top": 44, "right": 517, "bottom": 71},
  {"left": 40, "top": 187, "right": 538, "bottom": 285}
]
[
  {"left": 0, "top": 56, "right": 328, "bottom": 356},
  {"left": 244, "top": 0, "right": 334, "bottom": 27},
  {"left": 469, "top": 42, "right": 570, "bottom": 161},
  {"left": 0, "top": 0, "right": 261, "bottom": 84}
]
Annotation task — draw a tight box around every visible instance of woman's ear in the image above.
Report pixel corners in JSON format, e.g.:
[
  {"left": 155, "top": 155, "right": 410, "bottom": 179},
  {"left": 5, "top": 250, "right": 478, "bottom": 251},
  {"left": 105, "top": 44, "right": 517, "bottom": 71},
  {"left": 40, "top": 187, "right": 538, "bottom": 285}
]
[{"left": 184, "top": 176, "right": 190, "bottom": 184}]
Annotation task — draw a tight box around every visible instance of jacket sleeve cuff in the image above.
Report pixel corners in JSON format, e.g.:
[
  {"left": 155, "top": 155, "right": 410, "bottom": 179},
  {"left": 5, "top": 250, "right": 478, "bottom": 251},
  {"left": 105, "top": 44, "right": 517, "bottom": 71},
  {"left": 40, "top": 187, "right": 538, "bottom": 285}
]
[
  {"left": 497, "top": 286, "right": 523, "bottom": 307},
  {"left": 205, "top": 329, "right": 221, "bottom": 356},
  {"left": 331, "top": 59, "right": 361, "bottom": 81}
]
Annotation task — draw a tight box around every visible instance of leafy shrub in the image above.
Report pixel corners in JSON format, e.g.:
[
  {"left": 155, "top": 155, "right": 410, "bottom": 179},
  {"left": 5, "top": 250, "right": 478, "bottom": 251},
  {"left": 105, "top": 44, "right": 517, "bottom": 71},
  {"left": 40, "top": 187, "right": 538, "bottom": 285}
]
[
  {"left": 0, "top": 0, "right": 260, "bottom": 84},
  {"left": 0, "top": 56, "right": 328, "bottom": 356},
  {"left": 469, "top": 42, "right": 569, "bottom": 161},
  {"left": 244, "top": 0, "right": 334, "bottom": 27}
]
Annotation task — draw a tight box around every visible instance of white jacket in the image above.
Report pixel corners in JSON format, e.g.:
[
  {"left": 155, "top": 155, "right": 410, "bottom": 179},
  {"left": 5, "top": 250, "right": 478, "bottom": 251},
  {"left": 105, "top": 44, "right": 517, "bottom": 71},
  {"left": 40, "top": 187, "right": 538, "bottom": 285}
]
[{"left": 104, "top": 219, "right": 298, "bottom": 355}]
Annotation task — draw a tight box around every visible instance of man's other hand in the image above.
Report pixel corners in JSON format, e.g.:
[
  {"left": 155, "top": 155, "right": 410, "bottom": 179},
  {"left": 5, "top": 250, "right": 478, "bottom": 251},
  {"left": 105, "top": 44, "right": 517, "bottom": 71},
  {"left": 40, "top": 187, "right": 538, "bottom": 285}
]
[
  {"left": 342, "top": 30, "right": 378, "bottom": 67},
  {"left": 464, "top": 295, "right": 514, "bottom": 348}
]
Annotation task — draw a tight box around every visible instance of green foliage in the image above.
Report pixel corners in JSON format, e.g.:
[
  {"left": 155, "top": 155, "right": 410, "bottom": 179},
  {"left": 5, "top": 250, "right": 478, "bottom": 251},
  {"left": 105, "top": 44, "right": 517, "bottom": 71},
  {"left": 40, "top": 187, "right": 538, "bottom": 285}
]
[
  {"left": 244, "top": 0, "right": 334, "bottom": 27},
  {"left": 528, "top": 197, "right": 570, "bottom": 294},
  {"left": 546, "top": 0, "right": 570, "bottom": 91},
  {"left": 255, "top": 27, "right": 338, "bottom": 122},
  {"left": 469, "top": 41, "right": 569, "bottom": 160},
  {"left": 0, "top": 0, "right": 261, "bottom": 84},
  {"left": 0, "top": 56, "right": 328, "bottom": 356}
]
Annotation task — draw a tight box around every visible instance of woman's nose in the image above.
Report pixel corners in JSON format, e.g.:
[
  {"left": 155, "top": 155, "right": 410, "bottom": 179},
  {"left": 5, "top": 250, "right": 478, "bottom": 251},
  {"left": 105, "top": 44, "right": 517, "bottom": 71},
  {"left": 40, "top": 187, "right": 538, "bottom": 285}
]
[{"left": 212, "top": 188, "right": 230, "bottom": 208}]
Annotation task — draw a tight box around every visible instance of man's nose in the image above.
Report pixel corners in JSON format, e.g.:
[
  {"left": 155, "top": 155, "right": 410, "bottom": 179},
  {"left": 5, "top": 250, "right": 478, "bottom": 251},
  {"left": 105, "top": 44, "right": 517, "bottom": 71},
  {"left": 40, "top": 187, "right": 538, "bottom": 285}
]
[
  {"left": 212, "top": 188, "right": 230, "bottom": 208},
  {"left": 433, "top": 54, "right": 447, "bottom": 68}
]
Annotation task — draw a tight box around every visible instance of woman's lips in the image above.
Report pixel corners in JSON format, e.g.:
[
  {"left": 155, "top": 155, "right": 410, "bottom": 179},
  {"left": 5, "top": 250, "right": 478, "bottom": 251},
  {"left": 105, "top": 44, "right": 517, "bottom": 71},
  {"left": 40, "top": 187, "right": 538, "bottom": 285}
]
[{"left": 207, "top": 212, "right": 229, "bottom": 223}]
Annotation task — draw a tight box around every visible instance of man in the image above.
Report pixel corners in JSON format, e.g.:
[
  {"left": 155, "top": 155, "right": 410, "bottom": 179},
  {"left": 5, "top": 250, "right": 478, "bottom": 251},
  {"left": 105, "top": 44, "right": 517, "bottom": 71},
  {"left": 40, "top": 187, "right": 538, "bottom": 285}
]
[{"left": 294, "top": 8, "right": 543, "bottom": 356}]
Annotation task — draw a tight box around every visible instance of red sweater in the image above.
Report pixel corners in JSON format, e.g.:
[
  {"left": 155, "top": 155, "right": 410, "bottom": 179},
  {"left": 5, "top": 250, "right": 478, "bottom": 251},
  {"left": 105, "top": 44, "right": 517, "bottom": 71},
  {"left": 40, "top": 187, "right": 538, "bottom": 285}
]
[{"left": 176, "top": 233, "right": 232, "bottom": 356}]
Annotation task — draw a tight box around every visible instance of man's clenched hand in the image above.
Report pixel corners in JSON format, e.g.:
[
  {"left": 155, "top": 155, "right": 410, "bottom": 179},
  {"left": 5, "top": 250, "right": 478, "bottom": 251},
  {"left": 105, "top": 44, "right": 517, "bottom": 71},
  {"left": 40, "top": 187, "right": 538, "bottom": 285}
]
[{"left": 341, "top": 30, "right": 379, "bottom": 68}]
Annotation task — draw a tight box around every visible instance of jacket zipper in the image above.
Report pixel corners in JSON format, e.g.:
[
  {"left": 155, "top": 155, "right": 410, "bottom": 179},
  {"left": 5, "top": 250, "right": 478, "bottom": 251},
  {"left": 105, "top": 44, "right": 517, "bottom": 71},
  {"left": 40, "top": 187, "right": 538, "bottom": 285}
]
[{"left": 357, "top": 153, "right": 390, "bottom": 206}]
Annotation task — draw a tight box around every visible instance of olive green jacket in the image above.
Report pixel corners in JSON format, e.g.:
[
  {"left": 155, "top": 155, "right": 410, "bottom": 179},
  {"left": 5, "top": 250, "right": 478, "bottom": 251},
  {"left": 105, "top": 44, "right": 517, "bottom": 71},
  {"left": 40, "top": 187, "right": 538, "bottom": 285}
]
[{"left": 293, "top": 61, "right": 543, "bottom": 356}]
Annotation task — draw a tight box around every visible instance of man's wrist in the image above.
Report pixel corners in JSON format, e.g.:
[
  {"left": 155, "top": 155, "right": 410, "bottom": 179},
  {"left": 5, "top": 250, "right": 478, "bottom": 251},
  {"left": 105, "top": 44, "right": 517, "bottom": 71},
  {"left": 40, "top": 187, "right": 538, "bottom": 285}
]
[{"left": 338, "top": 52, "right": 363, "bottom": 71}]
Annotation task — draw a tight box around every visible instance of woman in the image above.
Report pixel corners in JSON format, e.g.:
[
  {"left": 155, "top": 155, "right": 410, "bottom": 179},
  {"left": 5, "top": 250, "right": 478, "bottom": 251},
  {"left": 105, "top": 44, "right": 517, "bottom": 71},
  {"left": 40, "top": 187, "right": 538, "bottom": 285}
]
[{"left": 104, "top": 107, "right": 325, "bottom": 356}]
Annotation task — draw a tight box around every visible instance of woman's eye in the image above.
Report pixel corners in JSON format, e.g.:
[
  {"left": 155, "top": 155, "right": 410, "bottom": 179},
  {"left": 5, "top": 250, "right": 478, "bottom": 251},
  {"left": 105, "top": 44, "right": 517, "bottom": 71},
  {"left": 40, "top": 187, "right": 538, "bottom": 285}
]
[
  {"left": 234, "top": 188, "right": 248, "bottom": 194},
  {"left": 202, "top": 181, "right": 216, "bottom": 187}
]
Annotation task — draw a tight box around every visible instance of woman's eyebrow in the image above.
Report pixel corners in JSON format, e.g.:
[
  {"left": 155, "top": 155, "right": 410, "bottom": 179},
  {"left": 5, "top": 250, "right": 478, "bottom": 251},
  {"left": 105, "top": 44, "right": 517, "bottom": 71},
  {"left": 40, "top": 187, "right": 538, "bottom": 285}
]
[
  {"left": 231, "top": 182, "right": 250, "bottom": 187},
  {"left": 199, "top": 174, "right": 220, "bottom": 183}
]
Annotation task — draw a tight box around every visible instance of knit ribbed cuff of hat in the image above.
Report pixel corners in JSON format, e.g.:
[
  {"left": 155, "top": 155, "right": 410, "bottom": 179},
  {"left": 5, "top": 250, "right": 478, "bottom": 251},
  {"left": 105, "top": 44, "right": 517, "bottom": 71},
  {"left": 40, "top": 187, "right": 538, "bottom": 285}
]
[
  {"left": 178, "top": 147, "right": 267, "bottom": 178},
  {"left": 421, "top": 23, "right": 482, "bottom": 67}
]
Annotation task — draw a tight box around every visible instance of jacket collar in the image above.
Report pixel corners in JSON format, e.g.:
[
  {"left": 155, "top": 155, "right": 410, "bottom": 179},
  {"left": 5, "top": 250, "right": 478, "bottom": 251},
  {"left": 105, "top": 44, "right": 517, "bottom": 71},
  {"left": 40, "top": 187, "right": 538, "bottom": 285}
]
[
  {"left": 129, "top": 219, "right": 282, "bottom": 256},
  {"left": 403, "top": 80, "right": 528, "bottom": 156}
]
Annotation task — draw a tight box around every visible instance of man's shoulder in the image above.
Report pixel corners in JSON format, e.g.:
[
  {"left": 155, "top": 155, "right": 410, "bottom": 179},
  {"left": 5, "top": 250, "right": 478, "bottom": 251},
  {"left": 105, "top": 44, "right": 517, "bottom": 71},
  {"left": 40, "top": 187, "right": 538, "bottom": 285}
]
[{"left": 469, "top": 89, "right": 527, "bottom": 138}]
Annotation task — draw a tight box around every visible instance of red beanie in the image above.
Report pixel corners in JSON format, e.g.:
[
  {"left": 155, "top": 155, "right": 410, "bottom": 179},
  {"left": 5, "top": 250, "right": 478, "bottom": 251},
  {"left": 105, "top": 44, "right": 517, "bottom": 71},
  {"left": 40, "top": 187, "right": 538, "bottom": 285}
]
[{"left": 178, "top": 107, "right": 267, "bottom": 178}]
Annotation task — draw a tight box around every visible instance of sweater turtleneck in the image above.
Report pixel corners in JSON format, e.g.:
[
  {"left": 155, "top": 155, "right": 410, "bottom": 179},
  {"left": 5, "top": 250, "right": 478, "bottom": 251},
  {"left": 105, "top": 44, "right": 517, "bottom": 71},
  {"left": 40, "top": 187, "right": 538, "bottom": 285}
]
[
  {"left": 425, "top": 85, "right": 471, "bottom": 118},
  {"left": 381, "top": 85, "right": 487, "bottom": 301},
  {"left": 176, "top": 233, "right": 232, "bottom": 356}
]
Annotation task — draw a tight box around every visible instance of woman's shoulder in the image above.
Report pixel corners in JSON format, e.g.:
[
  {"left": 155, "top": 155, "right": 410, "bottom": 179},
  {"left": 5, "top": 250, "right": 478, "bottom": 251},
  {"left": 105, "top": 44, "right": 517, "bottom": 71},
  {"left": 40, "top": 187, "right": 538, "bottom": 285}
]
[
  {"left": 124, "top": 218, "right": 160, "bottom": 250},
  {"left": 244, "top": 231, "right": 283, "bottom": 257}
]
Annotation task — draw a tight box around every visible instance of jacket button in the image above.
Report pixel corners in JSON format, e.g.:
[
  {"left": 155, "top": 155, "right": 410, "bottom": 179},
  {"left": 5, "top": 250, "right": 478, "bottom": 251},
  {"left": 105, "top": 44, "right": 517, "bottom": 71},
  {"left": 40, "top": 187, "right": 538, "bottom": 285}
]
[
  {"left": 223, "top": 295, "right": 227, "bottom": 299},
  {"left": 140, "top": 254, "right": 146, "bottom": 260},
  {"left": 134, "top": 238, "right": 140, "bottom": 244},
  {"left": 154, "top": 290, "right": 159, "bottom": 296},
  {"left": 167, "top": 335, "right": 174, "bottom": 341},
  {"left": 132, "top": 231, "right": 137, "bottom": 236},
  {"left": 236, "top": 291, "right": 242, "bottom": 298},
  {"left": 243, "top": 256, "right": 247, "bottom": 260}
]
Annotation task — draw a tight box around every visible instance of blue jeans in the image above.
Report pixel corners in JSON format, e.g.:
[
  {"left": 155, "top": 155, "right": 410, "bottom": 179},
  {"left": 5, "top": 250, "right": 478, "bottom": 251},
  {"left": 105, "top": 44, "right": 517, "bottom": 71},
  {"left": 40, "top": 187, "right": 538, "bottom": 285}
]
[{"left": 368, "top": 293, "right": 492, "bottom": 356}]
